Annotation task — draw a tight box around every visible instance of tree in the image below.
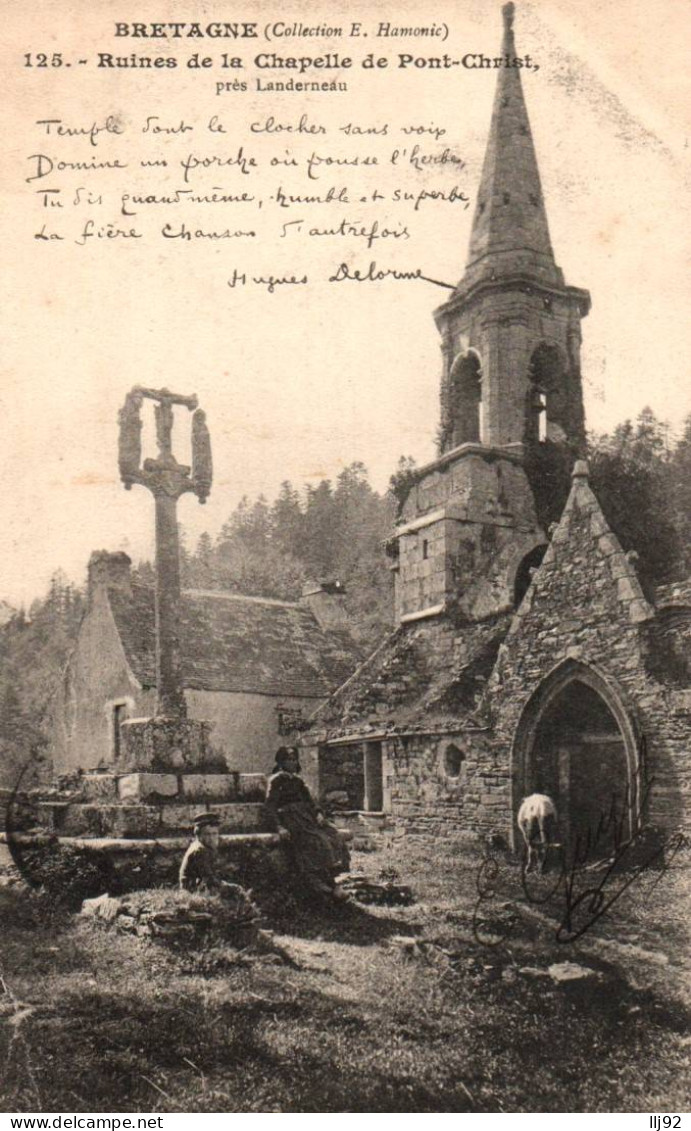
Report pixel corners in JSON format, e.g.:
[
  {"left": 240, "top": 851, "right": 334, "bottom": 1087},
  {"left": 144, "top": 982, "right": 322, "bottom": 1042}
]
[
  {"left": 389, "top": 455, "right": 418, "bottom": 517},
  {"left": 669, "top": 414, "right": 691, "bottom": 576},
  {"left": 271, "top": 481, "right": 304, "bottom": 560},
  {"left": 588, "top": 409, "right": 682, "bottom": 594},
  {"left": 0, "top": 575, "right": 85, "bottom": 788}
]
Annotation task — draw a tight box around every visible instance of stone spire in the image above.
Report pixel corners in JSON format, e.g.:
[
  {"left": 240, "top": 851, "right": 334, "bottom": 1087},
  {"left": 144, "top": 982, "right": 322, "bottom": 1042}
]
[{"left": 461, "top": 2, "right": 563, "bottom": 293}]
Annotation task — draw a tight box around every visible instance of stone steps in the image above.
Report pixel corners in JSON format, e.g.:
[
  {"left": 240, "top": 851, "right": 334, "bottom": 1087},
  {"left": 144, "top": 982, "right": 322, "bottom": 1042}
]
[
  {"left": 77, "top": 771, "right": 267, "bottom": 804},
  {"left": 36, "top": 800, "right": 268, "bottom": 838}
]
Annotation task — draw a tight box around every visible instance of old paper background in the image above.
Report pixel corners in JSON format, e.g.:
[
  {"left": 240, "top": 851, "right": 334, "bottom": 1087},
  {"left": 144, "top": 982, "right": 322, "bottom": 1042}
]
[{"left": 1, "top": 0, "right": 689, "bottom": 609}]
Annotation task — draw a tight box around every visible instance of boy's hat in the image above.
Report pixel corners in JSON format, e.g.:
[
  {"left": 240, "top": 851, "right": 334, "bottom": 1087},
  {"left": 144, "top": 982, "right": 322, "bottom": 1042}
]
[{"left": 193, "top": 812, "right": 221, "bottom": 829}]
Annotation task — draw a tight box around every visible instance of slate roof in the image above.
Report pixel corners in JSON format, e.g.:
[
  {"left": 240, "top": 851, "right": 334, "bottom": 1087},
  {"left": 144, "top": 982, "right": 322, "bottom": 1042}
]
[
  {"left": 107, "top": 584, "right": 361, "bottom": 699},
  {"left": 307, "top": 610, "right": 512, "bottom": 740}
]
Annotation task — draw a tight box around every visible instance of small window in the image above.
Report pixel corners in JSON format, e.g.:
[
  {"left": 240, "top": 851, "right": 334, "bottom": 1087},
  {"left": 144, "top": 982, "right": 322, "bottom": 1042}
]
[
  {"left": 277, "top": 706, "right": 304, "bottom": 736},
  {"left": 444, "top": 743, "right": 465, "bottom": 779},
  {"left": 422, "top": 539, "right": 429, "bottom": 561}
]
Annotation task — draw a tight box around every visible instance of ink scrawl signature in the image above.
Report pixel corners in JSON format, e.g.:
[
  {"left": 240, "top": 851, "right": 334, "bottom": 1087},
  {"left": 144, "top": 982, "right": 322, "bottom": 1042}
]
[{"left": 472, "top": 769, "right": 690, "bottom": 946}]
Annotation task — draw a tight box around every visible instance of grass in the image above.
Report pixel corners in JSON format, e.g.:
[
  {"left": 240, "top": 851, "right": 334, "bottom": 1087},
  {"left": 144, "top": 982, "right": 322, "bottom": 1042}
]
[{"left": 1, "top": 840, "right": 690, "bottom": 1113}]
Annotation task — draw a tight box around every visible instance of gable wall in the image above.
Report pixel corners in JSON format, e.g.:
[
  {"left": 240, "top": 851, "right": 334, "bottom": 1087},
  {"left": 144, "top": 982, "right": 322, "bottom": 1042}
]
[
  {"left": 52, "top": 588, "right": 153, "bottom": 776},
  {"left": 487, "top": 478, "right": 691, "bottom": 839}
]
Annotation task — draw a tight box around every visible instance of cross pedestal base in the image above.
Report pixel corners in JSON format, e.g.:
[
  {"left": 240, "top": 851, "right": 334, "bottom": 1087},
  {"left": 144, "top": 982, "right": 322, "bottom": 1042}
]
[{"left": 118, "top": 716, "right": 220, "bottom": 773}]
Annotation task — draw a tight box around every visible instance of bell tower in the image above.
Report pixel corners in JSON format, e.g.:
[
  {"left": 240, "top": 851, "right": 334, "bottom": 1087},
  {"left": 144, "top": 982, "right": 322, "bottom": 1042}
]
[
  {"left": 436, "top": 2, "right": 590, "bottom": 461},
  {"left": 391, "top": 3, "right": 591, "bottom": 625}
]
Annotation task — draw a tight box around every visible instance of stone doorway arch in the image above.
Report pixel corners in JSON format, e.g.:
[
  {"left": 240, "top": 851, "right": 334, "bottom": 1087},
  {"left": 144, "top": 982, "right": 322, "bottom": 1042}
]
[{"left": 511, "top": 661, "right": 642, "bottom": 860}]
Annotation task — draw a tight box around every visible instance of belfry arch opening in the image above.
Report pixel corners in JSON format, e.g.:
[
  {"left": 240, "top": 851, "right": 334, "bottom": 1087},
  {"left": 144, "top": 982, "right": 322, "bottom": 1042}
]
[
  {"left": 525, "top": 343, "right": 563, "bottom": 447},
  {"left": 513, "top": 663, "right": 640, "bottom": 862},
  {"left": 449, "top": 351, "right": 483, "bottom": 447}
]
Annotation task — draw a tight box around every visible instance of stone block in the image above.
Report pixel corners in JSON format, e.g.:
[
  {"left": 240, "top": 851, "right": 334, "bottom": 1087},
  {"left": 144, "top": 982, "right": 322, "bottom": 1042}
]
[
  {"left": 598, "top": 534, "right": 620, "bottom": 557},
  {"left": 39, "top": 802, "right": 103, "bottom": 837},
  {"left": 669, "top": 690, "right": 691, "bottom": 714},
  {"left": 80, "top": 774, "right": 118, "bottom": 802},
  {"left": 158, "top": 802, "right": 266, "bottom": 834},
  {"left": 118, "top": 773, "right": 180, "bottom": 803},
  {"left": 101, "top": 805, "right": 162, "bottom": 838},
  {"left": 158, "top": 804, "right": 203, "bottom": 831},
  {"left": 179, "top": 774, "right": 239, "bottom": 802},
  {"left": 35, "top": 801, "right": 64, "bottom": 833},
  {"left": 629, "top": 600, "right": 650, "bottom": 624},
  {"left": 541, "top": 544, "right": 555, "bottom": 566},
  {"left": 617, "top": 577, "right": 637, "bottom": 603},
  {"left": 590, "top": 513, "right": 609, "bottom": 538},
  {"left": 215, "top": 803, "right": 267, "bottom": 833},
  {"left": 118, "top": 717, "right": 215, "bottom": 772}
]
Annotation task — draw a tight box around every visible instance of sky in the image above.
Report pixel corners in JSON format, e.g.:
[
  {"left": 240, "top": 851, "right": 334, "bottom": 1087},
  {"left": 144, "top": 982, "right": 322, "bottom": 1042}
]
[{"left": 1, "top": 0, "right": 689, "bottom": 608}]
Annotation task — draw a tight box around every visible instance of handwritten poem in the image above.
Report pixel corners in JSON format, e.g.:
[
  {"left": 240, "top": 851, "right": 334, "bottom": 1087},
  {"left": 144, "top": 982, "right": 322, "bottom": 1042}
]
[{"left": 25, "top": 109, "right": 472, "bottom": 293}]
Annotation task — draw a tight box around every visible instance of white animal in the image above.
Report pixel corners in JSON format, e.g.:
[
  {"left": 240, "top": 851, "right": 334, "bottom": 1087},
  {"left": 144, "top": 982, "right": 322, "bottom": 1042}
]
[{"left": 517, "top": 793, "right": 558, "bottom": 874}]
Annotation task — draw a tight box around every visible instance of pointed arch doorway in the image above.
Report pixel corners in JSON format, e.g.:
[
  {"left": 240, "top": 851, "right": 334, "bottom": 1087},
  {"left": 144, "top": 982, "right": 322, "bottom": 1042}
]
[{"left": 512, "top": 662, "right": 641, "bottom": 860}]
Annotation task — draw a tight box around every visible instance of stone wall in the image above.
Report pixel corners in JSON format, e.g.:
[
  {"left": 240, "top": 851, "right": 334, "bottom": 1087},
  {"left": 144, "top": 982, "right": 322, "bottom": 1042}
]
[{"left": 384, "top": 730, "right": 502, "bottom": 843}]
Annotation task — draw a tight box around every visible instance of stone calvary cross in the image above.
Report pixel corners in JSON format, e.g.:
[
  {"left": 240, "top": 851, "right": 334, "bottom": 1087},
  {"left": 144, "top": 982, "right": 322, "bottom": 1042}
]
[{"left": 118, "top": 386, "right": 212, "bottom": 720}]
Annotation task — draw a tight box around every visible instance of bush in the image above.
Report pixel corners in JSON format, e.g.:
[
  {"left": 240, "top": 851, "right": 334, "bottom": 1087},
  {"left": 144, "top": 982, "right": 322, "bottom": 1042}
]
[{"left": 21, "top": 844, "right": 113, "bottom": 907}]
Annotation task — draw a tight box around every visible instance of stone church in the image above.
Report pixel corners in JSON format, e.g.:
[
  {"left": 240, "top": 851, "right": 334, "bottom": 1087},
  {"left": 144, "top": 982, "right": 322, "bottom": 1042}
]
[{"left": 301, "top": 3, "right": 691, "bottom": 854}]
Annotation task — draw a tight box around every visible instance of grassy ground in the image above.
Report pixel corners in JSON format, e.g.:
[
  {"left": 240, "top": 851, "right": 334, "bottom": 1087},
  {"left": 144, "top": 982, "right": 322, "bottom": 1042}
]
[{"left": 1, "top": 839, "right": 690, "bottom": 1113}]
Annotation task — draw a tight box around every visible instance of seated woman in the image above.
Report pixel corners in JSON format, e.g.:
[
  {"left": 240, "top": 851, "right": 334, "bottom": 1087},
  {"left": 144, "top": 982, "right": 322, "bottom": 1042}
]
[{"left": 265, "top": 746, "right": 350, "bottom": 902}]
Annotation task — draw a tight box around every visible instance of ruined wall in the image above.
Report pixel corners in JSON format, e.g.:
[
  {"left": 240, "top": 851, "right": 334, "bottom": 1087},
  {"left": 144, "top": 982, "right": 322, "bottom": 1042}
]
[
  {"left": 486, "top": 469, "right": 691, "bottom": 840},
  {"left": 355, "top": 471, "right": 691, "bottom": 848},
  {"left": 394, "top": 449, "right": 543, "bottom": 621}
]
